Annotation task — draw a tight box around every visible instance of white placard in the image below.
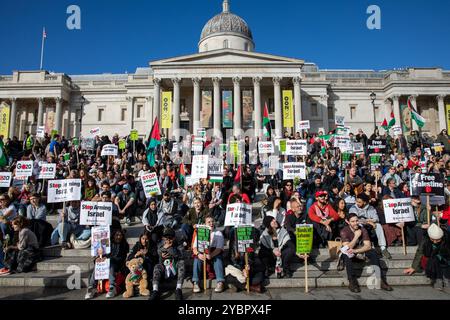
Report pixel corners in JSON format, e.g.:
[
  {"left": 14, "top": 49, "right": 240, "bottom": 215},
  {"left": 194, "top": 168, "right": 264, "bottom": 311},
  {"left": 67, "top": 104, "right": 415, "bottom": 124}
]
[
  {"left": 390, "top": 125, "right": 402, "bottom": 136},
  {"left": 335, "top": 115, "right": 345, "bottom": 126},
  {"left": 334, "top": 136, "right": 352, "bottom": 151},
  {"left": 383, "top": 198, "right": 415, "bottom": 224},
  {"left": 38, "top": 163, "right": 56, "bottom": 179},
  {"left": 208, "top": 158, "right": 223, "bottom": 176},
  {"left": 297, "top": 120, "right": 310, "bottom": 131},
  {"left": 36, "top": 126, "right": 45, "bottom": 138},
  {"left": 89, "top": 127, "right": 101, "bottom": 136},
  {"left": 192, "top": 155, "right": 209, "bottom": 179},
  {"left": 269, "top": 155, "right": 280, "bottom": 171},
  {"left": 352, "top": 143, "right": 364, "bottom": 153},
  {"left": 101, "top": 144, "right": 118, "bottom": 157},
  {"left": 172, "top": 142, "right": 179, "bottom": 152},
  {"left": 0, "top": 172, "right": 12, "bottom": 188},
  {"left": 80, "top": 201, "right": 113, "bottom": 226},
  {"left": 141, "top": 172, "right": 162, "bottom": 198},
  {"left": 225, "top": 203, "right": 253, "bottom": 227},
  {"left": 91, "top": 225, "right": 111, "bottom": 257},
  {"left": 47, "top": 179, "right": 82, "bottom": 203},
  {"left": 258, "top": 141, "right": 274, "bottom": 154},
  {"left": 285, "top": 140, "right": 307, "bottom": 156},
  {"left": 283, "top": 162, "right": 306, "bottom": 180},
  {"left": 336, "top": 126, "right": 351, "bottom": 136},
  {"left": 94, "top": 258, "right": 110, "bottom": 280},
  {"left": 186, "top": 175, "right": 200, "bottom": 187},
  {"left": 192, "top": 141, "right": 203, "bottom": 152},
  {"left": 15, "top": 161, "right": 33, "bottom": 177}
]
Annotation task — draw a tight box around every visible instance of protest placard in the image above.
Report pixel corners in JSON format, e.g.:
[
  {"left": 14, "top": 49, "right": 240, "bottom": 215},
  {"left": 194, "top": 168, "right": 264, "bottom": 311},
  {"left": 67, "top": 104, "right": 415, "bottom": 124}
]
[
  {"left": 334, "top": 136, "right": 352, "bottom": 151},
  {"left": 285, "top": 140, "right": 307, "bottom": 156},
  {"left": 368, "top": 139, "right": 387, "bottom": 154},
  {"left": 196, "top": 128, "right": 207, "bottom": 142},
  {"left": 336, "top": 126, "right": 351, "bottom": 136},
  {"left": 94, "top": 258, "right": 110, "bottom": 280},
  {"left": 186, "top": 175, "right": 200, "bottom": 187},
  {"left": 433, "top": 143, "right": 444, "bottom": 154},
  {"left": 89, "top": 127, "right": 101, "bottom": 136},
  {"left": 38, "top": 163, "right": 56, "bottom": 179},
  {"left": 118, "top": 140, "right": 126, "bottom": 150},
  {"left": 225, "top": 203, "right": 253, "bottom": 227},
  {"left": 196, "top": 225, "right": 211, "bottom": 254},
  {"left": 0, "top": 172, "right": 12, "bottom": 188},
  {"left": 352, "top": 142, "right": 364, "bottom": 154},
  {"left": 410, "top": 173, "right": 445, "bottom": 196},
  {"left": 370, "top": 154, "right": 382, "bottom": 171},
  {"left": 383, "top": 198, "right": 415, "bottom": 224},
  {"left": 101, "top": 144, "right": 118, "bottom": 157},
  {"left": 297, "top": 120, "right": 310, "bottom": 131},
  {"left": 192, "top": 155, "right": 209, "bottom": 179},
  {"left": 219, "top": 144, "right": 227, "bottom": 154},
  {"left": 81, "top": 138, "right": 95, "bottom": 150},
  {"left": 15, "top": 161, "right": 33, "bottom": 177},
  {"left": 283, "top": 163, "right": 306, "bottom": 180},
  {"left": 192, "top": 141, "right": 203, "bottom": 152},
  {"left": 208, "top": 158, "right": 223, "bottom": 183},
  {"left": 269, "top": 155, "right": 280, "bottom": 171},
  {"left": 130, "top": 129, "right": 139, "bottom": 141},
  {"left": 335, "top": 116, "right": 345, "bottom": 126},
  {"left": 36, "top": 126, "right": 45, "bottom": 138},
  {"left": 390, "top": 125, "right": 402, "bottom": 137},
  {"left": 236, "top": 225, "right": 254, "bottom": 253},
  {"left": 80, "top": 201, "right": 113, "bottom": 226},
  {"left": 342, "top": 152, "right": 352, "bottom": 166},
  {"left": 278, "top": 139, "right": 287, "bottom": 153},
  {"left": 258, "top": 141, "right": 274, "bottom": 154},
  {"left": 47, "top": 179, "right": 82, "bottom": 203},
  {"left": 295, "top": 224, "right": 314, "bottom": 255},
  {"left": 12, "top": 176, "right": 27, "bottom": 190},
  {"left": 141, "top": 172, "right": 162, "bottom": 198},
  {"left": 91, "top": 225, "right": 111, "bottom": 257}
]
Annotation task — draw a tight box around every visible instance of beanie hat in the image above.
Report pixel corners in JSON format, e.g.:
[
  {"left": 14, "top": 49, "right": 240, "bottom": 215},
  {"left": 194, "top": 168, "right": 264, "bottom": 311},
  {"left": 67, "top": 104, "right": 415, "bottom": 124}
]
[
  {"left": 427, "top": 224, "right": 444, "bottom": 240},
  {"left": 263, "top": 215, "right": 275, "bottom": 229}
]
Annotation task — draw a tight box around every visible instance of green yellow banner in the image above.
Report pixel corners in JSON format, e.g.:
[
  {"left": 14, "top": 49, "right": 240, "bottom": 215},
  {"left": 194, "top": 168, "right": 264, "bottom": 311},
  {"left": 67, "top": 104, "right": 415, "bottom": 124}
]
[
  {"left": 0, "top": 103, "right": 10, "bottom": 139},
  {"left": 282, "top": 90, "right": 294, "bottom": 128},
  {"left": 161, "top": 91, "right": 172, "bottom": 129},
  {"left": 446, "top": 104, "right": 450, "bottom": 131},
  {"left": 295, "top": 224, "right": 313, "bottom": 254}
]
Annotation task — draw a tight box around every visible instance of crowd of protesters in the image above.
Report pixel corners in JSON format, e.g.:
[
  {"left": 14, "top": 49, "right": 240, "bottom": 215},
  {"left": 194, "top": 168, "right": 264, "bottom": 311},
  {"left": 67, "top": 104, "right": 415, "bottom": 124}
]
[{"left": 0, "top": 126, "right": 449, "bottom": 299}]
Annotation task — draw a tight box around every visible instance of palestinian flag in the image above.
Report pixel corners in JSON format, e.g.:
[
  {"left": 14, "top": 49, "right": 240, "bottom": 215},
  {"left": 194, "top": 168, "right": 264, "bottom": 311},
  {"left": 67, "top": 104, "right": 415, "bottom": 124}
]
[
  {"left": 381, "top": 118, "right": 388, "bottom": 131},
  {"left": 388, "top": 111, "right": 396, "bottom": 128},
  {"left": 234, "top": 165, "right": 242, "bottom": 183},
  {"left": 146, "top": 117, "right": 161, "bottom": 167},
  {"left": 0, "top": 140, "right": 7, "bottom": 167},
  {"left": 408, "top": 98, "right": 426, "bottom": 128},
  {"left": 262, "top": 102, "right": 271, "bottom": 139},
  {"left": 179, "top": 163, "right": 186, "bottom": 187}
]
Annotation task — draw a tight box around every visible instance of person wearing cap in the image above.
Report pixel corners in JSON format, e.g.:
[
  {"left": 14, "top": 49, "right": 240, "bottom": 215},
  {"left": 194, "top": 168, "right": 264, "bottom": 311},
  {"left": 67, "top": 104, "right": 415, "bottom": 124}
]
[
  {"left": 114, "top": 183, "right": 136, "bottom": 226},
  {"left": 149, "top": 228, "right": 185, "bottom": 301},
  {"left": 26, "top": 193, "right": 47, "bottom": 222},
  {"left": 308, "top": 190, "right": 340, "bottom": 248},
  {"left": 404, "top": 224, "right": 449, "bottom": 291}
]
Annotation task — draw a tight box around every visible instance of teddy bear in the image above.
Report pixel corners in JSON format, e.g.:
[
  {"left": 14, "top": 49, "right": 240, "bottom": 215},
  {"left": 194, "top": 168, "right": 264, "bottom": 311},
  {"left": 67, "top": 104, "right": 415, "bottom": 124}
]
[{"left": 122, "top": 257, "right": 150, "bottom": 298}]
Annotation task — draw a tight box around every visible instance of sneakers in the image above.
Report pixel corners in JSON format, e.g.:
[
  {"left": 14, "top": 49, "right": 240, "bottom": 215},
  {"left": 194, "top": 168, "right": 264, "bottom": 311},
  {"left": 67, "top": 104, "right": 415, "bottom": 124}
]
[
  {"left": 348, "top": 279, "right": 361, "bottom": 293},
  {"left": 432, "top": 279, "right": 445, "bottom": 291},
  {"left": 382, "top": 249, "right": 392, "bottom": 260},
  {"left": 106, "top": 288, "right": 116, "bottom": 299},
  {"left": 227, "top": 283, "right": 239, "bottom": 293},
  {"left": 282, "top": 269, "right": 293, "bottom": 279},
  {"left": 0, "top": 268, "right": 11, "bottom": 276},
  {"left": 175, "top": 289, "right": 183, "bottom": 300},
  {"left": 380, "top": 281, "right": 393, "bottom": 291},
  {"left": 250, "top": 284, "right": 262, "bottom": 293},
  {"left": 193, "top": 282, "right": 201, "bottom": 293},
  {"left": 125, "top": 218, "right": 131, "bottom": 226},
  {"left": 148, "top": 290, "right": 160, "bottom": 301},
  {"left": 337, "top": 255, "right": 345, "bottom": 271},
  {"left": 215, "top": 282, "right": 224, "bottom": 293},
  {"left": 84, "top": 288, "right": 96, "bottom": 300}
]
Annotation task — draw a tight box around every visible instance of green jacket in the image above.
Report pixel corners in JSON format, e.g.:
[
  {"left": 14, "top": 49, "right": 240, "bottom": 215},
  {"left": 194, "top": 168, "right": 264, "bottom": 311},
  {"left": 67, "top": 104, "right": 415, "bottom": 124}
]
[
  {"left": 182, "top": 208, "right": 208, "bottom": 226},
  {"left": 411, "top": 231, "right": 450, "bottom": 272}
]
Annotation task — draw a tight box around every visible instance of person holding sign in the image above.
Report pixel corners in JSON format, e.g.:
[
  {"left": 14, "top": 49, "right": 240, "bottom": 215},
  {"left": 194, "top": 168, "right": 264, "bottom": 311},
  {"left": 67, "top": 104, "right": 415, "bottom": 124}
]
[
  {"left": 340, "top": 213, "right": 393, "bottom": 293},
  {"left": 191, "top": 216, "right": 225, "bottom": 293},
  {"left": 308, "top": 191, "right": 340, "bottom": 248},
  {"left": 404, "top": 224, "right": 450, "bottom": 291}
]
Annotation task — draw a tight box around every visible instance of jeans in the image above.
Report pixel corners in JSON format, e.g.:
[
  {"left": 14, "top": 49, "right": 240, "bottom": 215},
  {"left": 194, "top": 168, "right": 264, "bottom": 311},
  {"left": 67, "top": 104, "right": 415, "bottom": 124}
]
[
  {"left": 0, "top": 247, "right": 4, "bottom": 269},
  {"left": 405, "top": 222, "right": 424, "bottom": 246},
  {"left": 342, "top": 249, "right": 387, "bottom": 282},
  {"left": 180, "top": 224, "right": 193, "bottom": 243},
  {"left": 88, "top": 264, "right": 117, "bottom": 291},
  {"left": 51, "top": 223, "right": 91, "bottom": 245},
  {"left": 192, "top": 254, "right": 225, "bottom": 283},
  {"left": 258, "top": 241, "right": 295, "bottom": 272}
]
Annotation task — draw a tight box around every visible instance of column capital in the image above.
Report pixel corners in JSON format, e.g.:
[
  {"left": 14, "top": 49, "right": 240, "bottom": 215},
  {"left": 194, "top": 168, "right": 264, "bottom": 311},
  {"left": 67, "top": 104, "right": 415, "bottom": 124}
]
[
  {"left": 437, "top": 94, "right": 446, "bottom": 102},
  {"left": 55, "top": 97, "right": 62, "bottom": 103},
  {"left": 389, "top": 94, "right": 400, "bottom": 101},
  {"left": 293, "top": 76, "right": 303, "bottom": 85},
  {"left": 252, "top": 76, "right": 262, "bottom": 85},
  {"left": 384, "top": 98, "right": 392, "bottom": 105},
  {"left": 232, "top": 76, "right": 242, "bottom": 85},
  {"left": 171, "top": 77, "right": 181, "bottom": 85},
  {"left": 37, "top": 97, "right": 45, "bottom": 103},
  {"left": 126, "top": 96, "right": 134, "bottom": 102},
  {"left": 212, "top": 77, "right": 222, "bottom": 86},
  {"left": 145, "top": 97, "right": 153, "bottom": 102},
  {"left": 192, "top": 77, "right": 202, "bottom": 86},
  {"left": 153, "top": 78, "right": 161, "bottom": 86},
  {"left": 272, "top": 77, "right": 282, "bottom": 85},
  {"left": 10, "top": 97, "right": 17, "bottom": 103},
  {"left": 408, "top": 94, "right": 418, "bottom": 101},
  {"left": 320, "top": 94, "right": 329, "bottom": 102}
]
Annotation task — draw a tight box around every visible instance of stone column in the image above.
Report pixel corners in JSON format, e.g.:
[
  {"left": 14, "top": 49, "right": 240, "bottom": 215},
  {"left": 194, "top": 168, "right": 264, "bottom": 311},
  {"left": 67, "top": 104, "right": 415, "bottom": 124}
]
[
  {"left": 212, "top": 77, "right": 222, "bottom": 137},
  {"left": 293, "top": 76, "right": 302, "bottom": 133},
  {"left": 232, "top": 77, "right": 242, "bottom": 138},
  {"left": 146, "top": 96, "right": 153, "bottom": 125},
  {"left": 65, "top": 105, "right": 71, "bottom": 138},
  {"left": 437, "top": 95, "right": 446, "bottom": 131},
  {"left": 391, "top": 95, "right": 401, "bottom": 128},
  {"left": 55, "top": 97, "right": 63, "bottom": 134},
  {"left": 192, "top": 77, "right": 202, "bottom": 134},
  {"left": 9, "top": 97, "right": 17, "bottom": 138},
  {"left": 320, "top": 94, "right": 329, "bottom": 134},
  {"left": 127, "top": 96, "right": 134, "bottom": 131},
  {"left": 153, "top": 78, "right": 161, "bottom": 122},
  {"left": 273, "top": 77, "right": 282, "bottom": 138},
  {"left": 37, "top": 98, "right": 45, "bottom": 128},
  {"left": 409, "top": 95, "right": 419, "bottom": 131},
  {"left": 253, "top": 76, "right": 262, "bottom": 138},
  {"left": 172, "top": 78, "right": 181, "bottom": 140}
]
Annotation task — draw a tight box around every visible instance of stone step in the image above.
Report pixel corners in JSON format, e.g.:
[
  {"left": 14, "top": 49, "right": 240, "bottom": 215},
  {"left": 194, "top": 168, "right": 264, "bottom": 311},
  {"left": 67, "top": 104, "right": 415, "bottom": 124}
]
[
  {"left": 0, "top": 271, "right": 90, "bottom": 288},
  {"left": 37, "top": 257, "right": 93, "bottom": 272}
]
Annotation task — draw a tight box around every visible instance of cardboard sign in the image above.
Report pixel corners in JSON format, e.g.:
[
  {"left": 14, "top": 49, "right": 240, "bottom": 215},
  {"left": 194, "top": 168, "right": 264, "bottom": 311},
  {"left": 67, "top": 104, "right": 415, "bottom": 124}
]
[
  {"left": 258, "top": 141, "right": 274, "bottom": 154},
  {"left": 38, "top": 163, "right": 56, "bottom": 179},
  {"left": 368, "top": 139, "right": 387, "bottom": 154},
  {"left": 80, "top": 201, "right": 113, "bottom": 226},
  {"left": 172, "top": 142, "right": 179, "bottom": 152},
  {"left": 0, "top": 172, "right": 12, "bottom": 188},
  {"left": 334, "top": 136, "right": 352, "bottom": 151},
  {"left": 141, "top": 172, "right": 162, "bottom": 198},
  {"left": 383, "top": 198, "right": 415, "bottom": 224},
  {"left": 352, "top": 143, "right": 364, "bottom": 153},
  {"left": 410, "top": 173, "right": 445, "bottom": 197},
  {"left": 94, "top": 258, "right": 110, "bottom": 280},
  {"left": 208, "top": 158, "right": 223, "bottom": 183},
  {"left": 370, "top": 154, "right": 382, "bottom": 171},
  {"left": 283, "top": 163, "right": 306, "bottom": 180},
  {"left": 130, "top": 130, "right": 139, "bottom": 141},
  {"left": 196, "top": 225, "right": 211, "bottom": 254},
  {"left": 101, "top": 144, "right": 118, "bottom": 157},
  {"left": 295, "top": 224, "right": 314, "bottom": 255},
  {"left": 297, "top": 120, "right": 310, "bottom": 131},
  {"left": 89, "top": 127, "right": 101, "bottom": 136},
  {"left": 91, "top": 225, "right": 111, "bottom": 257},
  {"left": 47, "top": 179, "right": 82, "bottom": 203},
  {"left": 192, "top": 155, "right": 209, "bottom": 179},
  {"left": 285, "top": 140, "right": 307, "bottom": 156},
  {"left": 225, "top": 203, "right": 252, "bottom": 227},
  {"left": 342, "top": 152, "right": 352, "bottom": 166},
  {"left": 433, "top": 143, "right": 444, "bottom": 154},
  {"left": 335, "top": 116, "right": 345, "bottom": 126},
  {"left": 16, "top": 161, "right": 33, "bottom": 177},
  {"left": 12, "top": 176, "right": 27, "bottom": 190},
  {"left": 72, "top": 138, "right": 79, "bottom": 147},
  {"left": 237, "top": 225, "right": 254, "bottom": 253},
  {"left": 81, "top": 138, "right": 95, "bottom": 150},
  {"left": 390, "top": 125, "right": 402, "bottom": 137},
  {"left": 192, "top": 141, "right": 203, "bottom": 152},
  {"left": 278, "top": 139, "right": 287, "bottom": 153},
  {"left": 36, "top": 126, "right": 45, "bottom": 138},
  {"left": 118, "top": 140, "right": 126, "bottom": 150}
]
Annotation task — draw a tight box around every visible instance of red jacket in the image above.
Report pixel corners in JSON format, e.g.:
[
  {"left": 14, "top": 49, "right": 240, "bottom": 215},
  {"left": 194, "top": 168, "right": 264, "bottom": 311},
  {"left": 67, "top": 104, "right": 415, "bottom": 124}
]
[
  {"left": 443, "top": 206, "right": 450, "bottom": 221},
  {"left": 227, "top": 192, "right": 251, "bottom": 204},
  {"left": 308, "top": 202, "right": 339, "bottom": 224}
]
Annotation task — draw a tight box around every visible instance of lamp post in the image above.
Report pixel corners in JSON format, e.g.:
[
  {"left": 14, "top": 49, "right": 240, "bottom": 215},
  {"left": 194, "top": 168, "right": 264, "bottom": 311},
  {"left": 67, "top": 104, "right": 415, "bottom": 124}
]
[
  {"left": 79, "top": 96, "right": 86, "bottom": 135},
  {"left": 370, "top": 91, "right": 377, "bottom": 132}
]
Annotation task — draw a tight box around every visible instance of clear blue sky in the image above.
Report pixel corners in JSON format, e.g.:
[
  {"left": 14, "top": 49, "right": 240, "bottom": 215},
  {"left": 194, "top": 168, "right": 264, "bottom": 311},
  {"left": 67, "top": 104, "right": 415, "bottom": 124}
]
[{"left": 1, "top": 0, "right": 449, "bottom": 75}]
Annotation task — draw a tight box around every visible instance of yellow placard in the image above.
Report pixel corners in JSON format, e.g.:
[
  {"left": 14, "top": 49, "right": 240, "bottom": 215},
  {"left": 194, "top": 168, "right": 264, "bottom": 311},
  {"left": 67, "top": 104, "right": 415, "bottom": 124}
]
[
  {"left": 0, "top": 103, "right": 10, "bottom": 139},
  {"left": 282, "top": 90, "right": 294, "bottom": 128},
  {"left": 446, "top": 104, "right": 450, "bottom": 131},
  {"left": 161, "top": 91, "right": 172, "bottom": 129}
]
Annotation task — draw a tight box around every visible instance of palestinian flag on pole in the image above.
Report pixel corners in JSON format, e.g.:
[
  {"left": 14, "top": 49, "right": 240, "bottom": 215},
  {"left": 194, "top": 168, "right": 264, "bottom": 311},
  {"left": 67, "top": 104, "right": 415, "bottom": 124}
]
[
  {"left": 146, "top": 117, "right": 161, "bottom": 167},
  {"left": 179, "top": 163, "right": 186, "bottom": 188},
  {"left": 408, "top": 98, "right": 426, "bottom": 128},
  {"left": 0, "top": 139, "right": 7, "bottom": 167},
  {"left": 381, "top": 118, "right": 389, "bottom": 131},
  {"left": 388, "top": 111, "right": 396, "bottom": 128},
  {"left": 262, "top": 102, "right": 271, "bottom": 139}
]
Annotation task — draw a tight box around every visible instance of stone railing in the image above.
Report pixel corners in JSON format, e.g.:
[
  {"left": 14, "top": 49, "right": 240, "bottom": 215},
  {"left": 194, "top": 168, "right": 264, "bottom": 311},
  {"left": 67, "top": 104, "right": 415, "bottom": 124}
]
[
  {"left": 44, "top": 75, "right": 58, "bottom": 81},
  {"left": 0, "top": 76, "right": 13, "bottom": 82}
]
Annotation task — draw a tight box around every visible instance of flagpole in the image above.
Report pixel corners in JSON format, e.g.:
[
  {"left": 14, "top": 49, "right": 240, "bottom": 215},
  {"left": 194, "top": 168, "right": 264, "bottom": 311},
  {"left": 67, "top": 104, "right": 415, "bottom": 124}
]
[{"left": 40, "top": 27, "right": 46, "bottom": 70}]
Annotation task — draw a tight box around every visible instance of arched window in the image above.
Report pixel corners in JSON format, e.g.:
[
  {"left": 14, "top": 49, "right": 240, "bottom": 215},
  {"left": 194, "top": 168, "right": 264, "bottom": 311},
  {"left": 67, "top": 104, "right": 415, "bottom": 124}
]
[{"left": 223, "top": 39, "right": 229, "bottom": 49}]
